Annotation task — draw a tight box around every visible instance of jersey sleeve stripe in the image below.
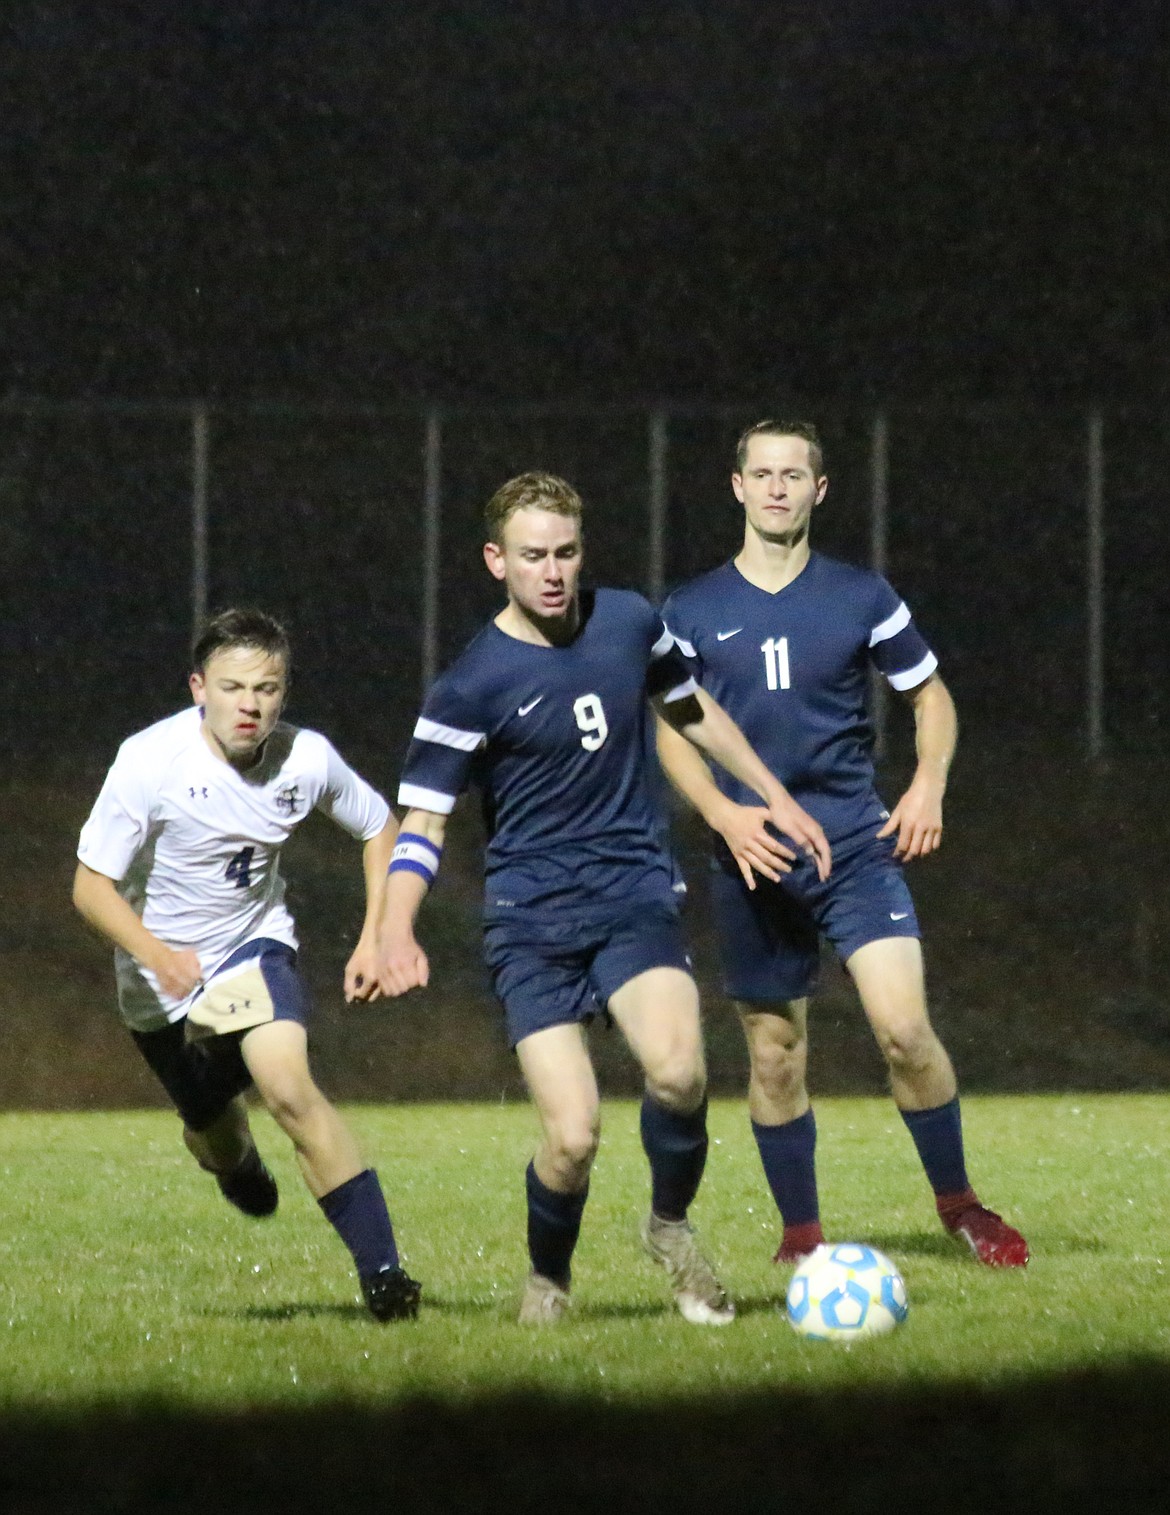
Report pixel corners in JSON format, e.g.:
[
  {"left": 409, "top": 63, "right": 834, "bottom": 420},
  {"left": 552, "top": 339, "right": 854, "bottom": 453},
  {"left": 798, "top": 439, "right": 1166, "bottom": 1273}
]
[
  {"left": 886, "top": 651, "right": 938, "bottom": 691},
  {"left": 398, "top": 781, "right": 458, "bottom": 815},
  {"left": 650, "top": 626, "right": 676, "bottom": 660},
  {"left": 414, "top": 716, "right": 485, "bottom": 752},
  {"left": 869, "top": 601, "right": 911, "bottom": 647},
  {"left": 661, "top": 676, "right": 699, "bottom": 705},
  {"left": 664, "top": 626, "right": 696, "bottom": 659}
]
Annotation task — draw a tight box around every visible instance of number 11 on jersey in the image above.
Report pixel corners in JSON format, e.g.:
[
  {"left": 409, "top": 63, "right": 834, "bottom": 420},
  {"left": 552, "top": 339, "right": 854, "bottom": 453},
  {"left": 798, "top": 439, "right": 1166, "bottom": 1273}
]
[{"left": 761, "top": 636, "right": 791, "bottom": 692}]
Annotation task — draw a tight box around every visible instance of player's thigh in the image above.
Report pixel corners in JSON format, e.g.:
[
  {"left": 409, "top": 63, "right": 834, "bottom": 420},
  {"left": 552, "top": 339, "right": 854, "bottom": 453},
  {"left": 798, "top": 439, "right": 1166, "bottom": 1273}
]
[
  {"left": 239, "top": 1020, "right": 318, "bottom": 1112},
  {"left": 608, "top": 966, "right": 705, "bottom": 1086},
  {"left": 845, "top": 937, "right": 931, "bottom": 1041},
  {"left": 516, "top": 1023, "right": 601, "bottom": 1150}
]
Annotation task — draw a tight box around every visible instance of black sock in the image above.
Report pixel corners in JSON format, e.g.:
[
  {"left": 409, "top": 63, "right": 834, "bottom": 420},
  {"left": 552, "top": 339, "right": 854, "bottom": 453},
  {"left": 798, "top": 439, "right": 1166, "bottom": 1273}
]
[
  {"left": 751, "top": 1110, "right": 820, "bottom": 1227},
  {"left": 525, "top": 1161, "right": 587, "bottom": 1288},
  {"left": 900, "top": 1097, "right": 970, "bottom": 1197},
  {"left": 640, "top": 1094, "right": 709, "bottom": 1222},
  {"left": 318, "top": 1168, "right": 400, "bottom": 1277}
]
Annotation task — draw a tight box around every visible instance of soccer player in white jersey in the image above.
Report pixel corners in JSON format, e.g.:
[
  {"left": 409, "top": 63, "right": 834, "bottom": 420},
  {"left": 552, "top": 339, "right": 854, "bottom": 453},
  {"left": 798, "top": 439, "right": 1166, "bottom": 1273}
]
[
  {"left": 375, "top": 472, "right": 830, "bottom": 1324},
  {"left": 73, "top": 608, "right": 421, "bottom": 1320},
  {"left": 658, "top": 421, "right": 1028, "bottom": 1269}
]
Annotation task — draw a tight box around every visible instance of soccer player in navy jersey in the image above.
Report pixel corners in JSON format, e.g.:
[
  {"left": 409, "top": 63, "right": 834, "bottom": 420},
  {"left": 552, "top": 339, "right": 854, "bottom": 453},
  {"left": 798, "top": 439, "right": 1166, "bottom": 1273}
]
[
  {"left": 73, "top": 609, "right": 420, "bottom": 1320},
  {"left": 375, "top": 471, "right": 830, "bottom": 1324},
  {"left": 658, "top": 421, "right": 1028, "bottom": 1269}
]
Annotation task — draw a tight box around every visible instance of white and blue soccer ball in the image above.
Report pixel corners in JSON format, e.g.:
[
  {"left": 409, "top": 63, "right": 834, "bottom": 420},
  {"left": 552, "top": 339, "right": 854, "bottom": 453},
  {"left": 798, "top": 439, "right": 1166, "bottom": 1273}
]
[{"left": 785, "top": 1243, "right": 908, "bottom": 1343}]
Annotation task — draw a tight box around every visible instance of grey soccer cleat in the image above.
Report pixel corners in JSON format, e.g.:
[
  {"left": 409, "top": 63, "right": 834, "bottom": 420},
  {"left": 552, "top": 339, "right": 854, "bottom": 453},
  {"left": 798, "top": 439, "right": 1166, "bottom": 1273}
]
[
  {"left": 641, "top": 1212, "right": 735, "bottom": 1326},
  {"left": 518, "top": 1271, "right": 571, "bottom": 1325}
]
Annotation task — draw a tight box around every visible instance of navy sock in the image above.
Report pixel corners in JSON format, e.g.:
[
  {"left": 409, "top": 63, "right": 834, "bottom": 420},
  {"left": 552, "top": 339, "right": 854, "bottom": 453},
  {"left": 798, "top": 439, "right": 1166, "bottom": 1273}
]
[
  {"left": 318, "top": 1168, "right": 400, "bottom": 1277},
  {"left": 640, "top": 1094, "right": 709, "bottom": 1222},
  {"left": 526, "top": 1161, "right": 588, "bottom": 1288},
  {"left": 900, "top": 1097, "right": 970, "bottom": 1198},
  {"left": 751, "top": 1110, "right": 820, "bottom": 1227}
]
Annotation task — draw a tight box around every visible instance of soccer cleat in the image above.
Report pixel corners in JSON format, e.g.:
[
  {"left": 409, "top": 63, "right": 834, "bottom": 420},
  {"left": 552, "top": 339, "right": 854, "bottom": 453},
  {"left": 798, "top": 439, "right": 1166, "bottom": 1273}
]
[
  {"left": 361, "top": 1265, "right": 422, "bottom": 1321},
  {"left": 518, "top": 1271, "right": 571, "bottom": 1325},
  {"left": 215, "top": 1146, "right": 279, "bottom": 1218},
  {"left": 641, "top": 1213, "right": 735, "bottom": 1326},
  {"left": 944, "top": 1204, "right": 1029, "bottom": 1268},
  {"left": 773, "top": 1221, "right": 826, "bottom": 1265}
]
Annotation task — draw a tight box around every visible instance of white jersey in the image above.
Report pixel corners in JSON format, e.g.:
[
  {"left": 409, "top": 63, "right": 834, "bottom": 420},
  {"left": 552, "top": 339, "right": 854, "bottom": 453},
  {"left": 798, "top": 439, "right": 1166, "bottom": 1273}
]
[{"left": 77, "top": 707, "right": 390, "bottom": 1031}]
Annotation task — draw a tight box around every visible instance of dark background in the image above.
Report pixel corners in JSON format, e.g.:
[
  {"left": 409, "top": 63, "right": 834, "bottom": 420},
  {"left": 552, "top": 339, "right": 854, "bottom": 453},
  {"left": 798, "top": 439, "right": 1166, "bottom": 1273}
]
[{"left": 3, "top": 1, "right": 1167, "bottom": 404}]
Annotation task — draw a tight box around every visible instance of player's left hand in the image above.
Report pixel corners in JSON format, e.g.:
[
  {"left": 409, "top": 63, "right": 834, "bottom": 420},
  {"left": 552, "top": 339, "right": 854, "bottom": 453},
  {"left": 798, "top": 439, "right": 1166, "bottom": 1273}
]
[
  {"left": 344, "top": 942, "right": 383, "bottom": 1003},
  {"left": 715, "top": 800, "right": 798, "bottom": 889},
  {"left": 767, "top": 791, "right": 831, "bottom": 881},
  {"left": 877, "top": 776, "right": 943, "bottom": 859}
]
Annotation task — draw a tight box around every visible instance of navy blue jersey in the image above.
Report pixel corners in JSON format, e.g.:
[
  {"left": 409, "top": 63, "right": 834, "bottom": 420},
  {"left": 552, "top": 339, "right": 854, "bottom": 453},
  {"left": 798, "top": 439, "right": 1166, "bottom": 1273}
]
[
  {"left": 398, "top": 588, "right": 697, "bottom": 914},
  {"left": 662, "top": 554, "right": 937, "bottom": 838}
]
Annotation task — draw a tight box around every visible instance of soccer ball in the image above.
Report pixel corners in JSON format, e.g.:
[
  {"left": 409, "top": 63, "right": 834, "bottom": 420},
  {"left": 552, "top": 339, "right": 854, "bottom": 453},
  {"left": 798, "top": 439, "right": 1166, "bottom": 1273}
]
[{"left": 785, "top": 1243, "right": 908, "bottom": 1343}]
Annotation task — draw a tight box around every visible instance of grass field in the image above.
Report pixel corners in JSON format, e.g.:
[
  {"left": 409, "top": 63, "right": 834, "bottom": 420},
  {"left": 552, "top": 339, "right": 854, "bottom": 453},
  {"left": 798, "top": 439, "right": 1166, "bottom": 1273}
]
[{"left": 3, "top": 1094, "right": 1170, "bottom": 1513}]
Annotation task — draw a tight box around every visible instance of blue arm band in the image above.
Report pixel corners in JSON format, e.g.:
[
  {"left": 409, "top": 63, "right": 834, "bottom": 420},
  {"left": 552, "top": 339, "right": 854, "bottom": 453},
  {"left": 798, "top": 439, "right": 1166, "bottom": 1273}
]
[{"left": 388, "top": 831, "right": 442, "bottom": 886}]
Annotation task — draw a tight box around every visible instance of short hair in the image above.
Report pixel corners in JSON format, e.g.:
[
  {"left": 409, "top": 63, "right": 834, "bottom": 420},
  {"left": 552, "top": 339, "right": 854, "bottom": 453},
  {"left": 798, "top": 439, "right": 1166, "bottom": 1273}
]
[
  {"left": 735, "top": 419, "right": 825, "bottom": 477},
  {"left": 484, "top": 471, "right": 584, "bottom": 543},
  {"left": 191, "top": 608, "right": 291, "bottom": 675}
]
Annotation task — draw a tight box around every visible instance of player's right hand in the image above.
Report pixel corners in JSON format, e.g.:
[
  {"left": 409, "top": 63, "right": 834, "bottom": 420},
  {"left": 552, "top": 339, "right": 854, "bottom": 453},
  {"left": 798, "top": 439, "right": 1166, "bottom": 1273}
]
[
  {"left": 376, "top": 938, "right": 431, "bottom": 998},
  {"left": 714, "top": 800, "right": 798, "bottom": 890},
  {"left": 151, "top": 946, "right": 204, "bottom": 1000}
]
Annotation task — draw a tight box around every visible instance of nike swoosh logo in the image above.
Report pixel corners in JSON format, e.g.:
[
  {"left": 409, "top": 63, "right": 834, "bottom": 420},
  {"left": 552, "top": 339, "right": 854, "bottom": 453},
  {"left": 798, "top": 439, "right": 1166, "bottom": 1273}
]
[
  {"left": 716, "top": 628, "right": 743, "bottom": 641},
  {"left": 890, "top": 911, "right": 909, "bottom": 921},
  {"left": 517, "top": 697, "right": 543, "bottom": 717}
]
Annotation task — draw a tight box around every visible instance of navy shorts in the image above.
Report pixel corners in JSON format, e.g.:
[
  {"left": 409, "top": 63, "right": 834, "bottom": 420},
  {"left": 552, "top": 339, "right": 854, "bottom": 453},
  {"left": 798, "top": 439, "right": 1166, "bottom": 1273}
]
[
  {"left": 711, "top": 822, "right": 919, "bottom": 1003},
  {"left": 483, "top": 900, "right": 693, "bottom": 1048},
  {"left": 131, "top": 1019, "right": 254, "bottom": 1132}
]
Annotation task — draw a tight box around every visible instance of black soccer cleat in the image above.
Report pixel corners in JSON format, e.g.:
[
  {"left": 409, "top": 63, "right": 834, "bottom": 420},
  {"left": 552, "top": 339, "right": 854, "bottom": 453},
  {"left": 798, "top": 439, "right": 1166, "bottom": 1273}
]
[
  {"left": 361, "top": 1265, "right": 422, "bottom": 1322},
  {"left": 216, "top": 1147, "right": 279, "bottom": 1218}
]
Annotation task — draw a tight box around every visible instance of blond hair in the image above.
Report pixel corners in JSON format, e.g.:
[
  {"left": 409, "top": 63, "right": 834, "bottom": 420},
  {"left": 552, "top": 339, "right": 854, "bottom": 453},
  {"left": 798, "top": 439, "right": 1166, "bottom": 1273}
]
[{"left": 484, "top": 471, "right": 584, "bottom": 543}]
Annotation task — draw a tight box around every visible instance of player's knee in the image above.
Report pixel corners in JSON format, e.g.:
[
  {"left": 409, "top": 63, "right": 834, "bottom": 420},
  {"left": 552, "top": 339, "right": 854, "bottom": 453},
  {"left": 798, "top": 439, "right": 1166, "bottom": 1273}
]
[
  {"left": 875, "top": 1018, "right": 939, "bottom": 1077},
  {"left": 647, "top": 1054, "right": 706, "bottom": 1114},
  {"left": 547, "top": 1110, "right": 600, "bottom": 1177},
  {"left": 256, "top": 1074, "right": 323, "bottom": 1134},
  {"left": 748, "top": 1032, "right": 807, "bottom": 1101}
]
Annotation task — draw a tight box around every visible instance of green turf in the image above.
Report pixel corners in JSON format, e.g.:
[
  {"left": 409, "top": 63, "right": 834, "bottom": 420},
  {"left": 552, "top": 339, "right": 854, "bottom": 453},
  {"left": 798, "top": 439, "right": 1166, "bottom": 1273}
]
[{"left": 2, "top": 1093, "right": 1167, "bottom": 1411}]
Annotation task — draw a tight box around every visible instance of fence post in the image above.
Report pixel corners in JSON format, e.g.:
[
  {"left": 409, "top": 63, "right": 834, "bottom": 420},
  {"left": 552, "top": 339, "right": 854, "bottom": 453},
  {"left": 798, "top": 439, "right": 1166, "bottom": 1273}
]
[
  {"left": 191, "top": 401, "right": 209, "bottom": 635},
  {"left": 1086, "top": 408, "right": 1105, "bottom": 762},
  {"left": 421, "top": 407, "right": 443, "bottom": 696},
  {"left": 869, "top": 409, "right": 890, "bottom": 756},
  {"left": 647, "top": 406, "right": 668, "bottom": 602}
]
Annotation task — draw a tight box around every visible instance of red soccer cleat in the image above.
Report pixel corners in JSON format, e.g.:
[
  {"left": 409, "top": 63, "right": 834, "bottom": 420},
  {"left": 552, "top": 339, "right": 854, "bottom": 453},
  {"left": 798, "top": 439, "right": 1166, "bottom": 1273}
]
[
  {"left": 773, "top": 1221, "right": 826, "bottom": 1264},
  {"left": 944, "top": 1204, "right": 1029, "bottom": 1268}
]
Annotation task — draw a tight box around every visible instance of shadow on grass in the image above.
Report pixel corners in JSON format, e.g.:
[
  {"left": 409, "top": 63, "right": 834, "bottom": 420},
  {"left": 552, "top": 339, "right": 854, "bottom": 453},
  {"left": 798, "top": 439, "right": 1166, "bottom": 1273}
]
[{"left": 4, "top": 1365, "right": 1170, "bottom": 1515}]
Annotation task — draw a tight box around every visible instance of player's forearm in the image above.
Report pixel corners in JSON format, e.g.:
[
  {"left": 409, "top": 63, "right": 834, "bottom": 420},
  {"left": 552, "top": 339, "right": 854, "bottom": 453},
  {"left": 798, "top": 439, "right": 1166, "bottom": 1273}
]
[
  {"left": 655, "top": 716, "right": 739, "bottom": 830},
  {"left": 910, "top": 677, "right": 957, "bottom": 790},
  {"left": 72, "top": 864, "right": 171, "bottom": 973},
  {"left": 672, "top": 689, "right": 786, "bottom": 809},
  {"left": 377, "top": 808, "right": 446, "bottom": 944},
  {"left": 356, "top": 816, "right": 399, "bottom": 946}
]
